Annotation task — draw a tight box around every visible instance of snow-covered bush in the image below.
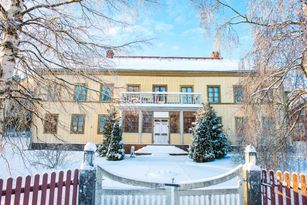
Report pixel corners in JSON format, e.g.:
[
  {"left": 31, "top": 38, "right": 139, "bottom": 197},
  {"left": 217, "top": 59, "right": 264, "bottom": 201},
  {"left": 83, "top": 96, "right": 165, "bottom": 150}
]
[
  {"left": 30, "top": 145, "right": 71, "bottom": 169},
  {"left": 106, "top": 121, "right": 125, "bottom": 161},
  {"left": 189, "top": 103, "right": 229, "bottom": 162},
  {"left": 97, "top": 107, "right": 117, "bottom": 157}
]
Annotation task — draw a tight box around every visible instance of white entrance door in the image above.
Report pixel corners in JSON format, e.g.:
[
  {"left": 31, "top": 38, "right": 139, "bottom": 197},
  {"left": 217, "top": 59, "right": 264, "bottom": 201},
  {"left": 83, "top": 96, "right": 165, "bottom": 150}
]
[{"left": 153, "top": 119, "right": 169, "bottom": 144}]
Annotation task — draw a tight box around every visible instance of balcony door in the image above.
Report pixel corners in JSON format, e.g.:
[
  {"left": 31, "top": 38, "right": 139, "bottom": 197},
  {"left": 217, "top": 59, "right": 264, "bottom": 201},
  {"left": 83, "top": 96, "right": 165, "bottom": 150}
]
[
  {"left": 153, "top": 119, "right": 169, "bottom": 144},
  {"left": 153, "top": 85, "right": 167, "bottom": 103},
  {"left": 181, "top": 86, "right": 193, "bottom": 104}
]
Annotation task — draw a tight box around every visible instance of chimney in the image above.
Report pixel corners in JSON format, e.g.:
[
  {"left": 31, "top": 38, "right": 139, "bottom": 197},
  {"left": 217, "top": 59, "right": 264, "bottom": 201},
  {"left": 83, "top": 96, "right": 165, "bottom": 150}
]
[
  {"left": 211, "top": 51, "right": 221, "bottom": 59},
  {"left": 106, "top": 50, "right": 114, "bottom": 58}
]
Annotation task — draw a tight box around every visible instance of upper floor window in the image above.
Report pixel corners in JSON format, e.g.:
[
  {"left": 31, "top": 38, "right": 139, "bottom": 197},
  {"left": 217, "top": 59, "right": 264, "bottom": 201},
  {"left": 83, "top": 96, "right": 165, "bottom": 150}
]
[
  {"left": 71, "top": 114, "right": 85, "bottom": 134},
  {"left": 44, "top": 114, "right": 58, "bottom": 134},
  {"left": 153, "top": 85, "right": 167, "bottom": 92},
  {"left": 97, "top": 115, "right": 105, "bottom": 134},
  {"left": 74, "top": 84, "right": 87, "bottom": 102},
  {"left": 47, "top": 82, "right": 61, "bottom": 101},
  {"left": 207, "top": 86, "right": 220, "bottom": 103},
  {"left": 233, "top": 85, "right": 244, "bottom": 103},
  {"left": 101, "top": 84, "right": 113, "bottom": 102},
  {"left": 181, "top": 86, "right": 193, "bottom": 104},
  {"left": 127, "top": 85, "right": 140, "bottom": 92}
]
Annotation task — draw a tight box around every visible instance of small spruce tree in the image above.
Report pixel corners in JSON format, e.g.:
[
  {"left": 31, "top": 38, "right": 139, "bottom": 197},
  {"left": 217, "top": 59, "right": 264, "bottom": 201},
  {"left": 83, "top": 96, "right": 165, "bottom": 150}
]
[
  {"left": 97, "top": 107, "right": 117, "bottom": 157},
  {"left": 189, "top": 103, "right": 229, "bottom": 162},
  {"left": 106, "top": 121, "right": 125, "bottom": 161}
]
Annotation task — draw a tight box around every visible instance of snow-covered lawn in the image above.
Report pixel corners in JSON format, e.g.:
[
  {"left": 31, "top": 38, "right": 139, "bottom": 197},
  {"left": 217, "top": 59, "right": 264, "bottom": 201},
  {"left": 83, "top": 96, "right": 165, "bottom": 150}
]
[
  {"left": 0, "top": 139, "right": 240, "bottom": 189},
  {"left": 96, "top": 154, "right": 240, "bottom": 188}
]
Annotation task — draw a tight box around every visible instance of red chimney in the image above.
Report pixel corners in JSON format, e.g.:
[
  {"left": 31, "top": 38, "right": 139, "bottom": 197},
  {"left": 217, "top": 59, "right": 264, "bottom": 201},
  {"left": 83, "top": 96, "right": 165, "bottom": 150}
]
[
  {"left": 106, "top": 50, "right": 114, "bottom": 58},
  {"left": 211, "top": 51, "right": 221, "bottom": 59}
]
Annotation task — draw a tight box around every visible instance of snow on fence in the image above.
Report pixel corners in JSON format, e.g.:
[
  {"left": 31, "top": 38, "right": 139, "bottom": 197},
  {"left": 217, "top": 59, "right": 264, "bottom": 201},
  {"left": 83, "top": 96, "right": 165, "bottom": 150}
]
[
  {"left": 96, "top": 165, "right": 243, "bottom": 205},
  {"left": 261, "top": 170, "right": 307, "bottom": 205},
  {"left": 0, "top": 169, "right": 79, "bottom": 205}
]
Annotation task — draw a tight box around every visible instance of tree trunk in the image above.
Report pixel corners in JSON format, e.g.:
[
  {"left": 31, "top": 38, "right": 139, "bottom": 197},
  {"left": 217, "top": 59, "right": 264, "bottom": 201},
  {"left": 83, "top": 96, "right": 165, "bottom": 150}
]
[
  {"left": 303, "top": 1, "right": 307, "bottom": 74},
  {"left": 0, "top": 0, "right": 22, "bottom": 139}
]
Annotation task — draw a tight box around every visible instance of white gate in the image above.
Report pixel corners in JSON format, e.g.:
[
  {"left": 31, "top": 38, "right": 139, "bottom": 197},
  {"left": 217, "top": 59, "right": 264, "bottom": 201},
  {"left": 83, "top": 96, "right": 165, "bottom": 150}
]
[{"left": 95, "top": 165, "right": 243, "bottom": 205}]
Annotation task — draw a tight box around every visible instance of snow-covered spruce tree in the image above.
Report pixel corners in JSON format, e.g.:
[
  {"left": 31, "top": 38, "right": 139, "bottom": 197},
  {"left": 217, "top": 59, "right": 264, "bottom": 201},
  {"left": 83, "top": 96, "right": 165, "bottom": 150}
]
[
  {"left": 97, "top": 107, "right": 117, "bottom": 157},
  {"left": 189, "top": 104, "right": 229, "bottom": 162},
  {"left": 106, "top": 121, "right": 125, "bottom": 161}
]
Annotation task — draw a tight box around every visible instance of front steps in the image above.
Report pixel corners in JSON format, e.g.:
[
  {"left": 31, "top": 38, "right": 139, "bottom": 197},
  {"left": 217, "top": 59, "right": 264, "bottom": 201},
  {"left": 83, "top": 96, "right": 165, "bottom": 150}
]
[{"left": 135, "top": 145, "right": 188, "bottom": 156}]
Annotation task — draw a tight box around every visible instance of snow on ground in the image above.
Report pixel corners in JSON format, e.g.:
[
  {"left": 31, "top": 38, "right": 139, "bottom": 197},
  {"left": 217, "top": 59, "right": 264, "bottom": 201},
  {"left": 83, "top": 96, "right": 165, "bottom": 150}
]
[
  {"left": 95, "top": 154, "right": 240, "bottom": 189},
  {"left": 0, "top": 137, "right": 83, "bottom": 179},
  {"left": 1, "top": 138, "right": 305, "bottom": 190},
  {"left": 0, "top": 138, "right": 240, "bottom": 189}
]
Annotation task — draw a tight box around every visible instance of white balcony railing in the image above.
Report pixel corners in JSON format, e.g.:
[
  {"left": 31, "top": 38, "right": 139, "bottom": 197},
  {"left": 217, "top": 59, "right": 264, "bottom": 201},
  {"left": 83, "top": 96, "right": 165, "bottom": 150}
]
[{"left": 121, "top": 92, "right": 202, "bottom": 105}]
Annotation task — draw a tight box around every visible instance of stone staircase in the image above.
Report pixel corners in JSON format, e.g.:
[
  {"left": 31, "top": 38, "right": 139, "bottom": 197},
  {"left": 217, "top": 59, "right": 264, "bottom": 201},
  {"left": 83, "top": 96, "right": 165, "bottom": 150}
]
[{"left": 135, "top": 145, "right": 187, "bottom": 156}]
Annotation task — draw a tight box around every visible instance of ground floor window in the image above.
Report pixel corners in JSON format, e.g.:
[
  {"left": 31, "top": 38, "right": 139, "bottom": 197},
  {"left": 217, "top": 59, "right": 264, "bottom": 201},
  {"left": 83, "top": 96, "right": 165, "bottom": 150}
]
[
  {"left": 123, "top": 112, "right": 139, "bottom": 133},
  {"left": 97, "top": 115, "right": 105, "bottom": 134},
  {"left": 235, "top": 117, "right": 246, "bottom": 140},
  {"left": 170, "top": 112, "right": 179, "bottom": 133},
  {"left": 142, "top": 112, "right": 153, "bottom": 133},
  {"left": 184, "top": 112, "right": 195, "bottom": 133},
  {"left": 43, "top": 114, "right": 58, "bottom": 134},
  {"left": 71, "top": 114, "right": 85, "bottom": 134}
]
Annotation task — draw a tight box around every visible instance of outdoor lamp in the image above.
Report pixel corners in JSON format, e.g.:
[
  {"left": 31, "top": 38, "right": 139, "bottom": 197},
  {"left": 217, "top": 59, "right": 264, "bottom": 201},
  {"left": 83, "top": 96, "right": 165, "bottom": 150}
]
[
  {"left": 83, "top": 142, "right": 97, "bottom": 168},
  {"left": 245, "top": 144, "right": 257, "bottom": 165}
]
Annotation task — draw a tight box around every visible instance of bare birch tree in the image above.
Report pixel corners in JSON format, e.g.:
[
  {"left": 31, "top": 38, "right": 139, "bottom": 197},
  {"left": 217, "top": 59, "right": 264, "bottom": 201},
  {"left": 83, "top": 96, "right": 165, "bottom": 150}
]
[
  {"left": 193, "top": 0, "right": 306, "bottom": 169},
  {"left": 0, "top": 0, "right": 152, "bottom": 140}
]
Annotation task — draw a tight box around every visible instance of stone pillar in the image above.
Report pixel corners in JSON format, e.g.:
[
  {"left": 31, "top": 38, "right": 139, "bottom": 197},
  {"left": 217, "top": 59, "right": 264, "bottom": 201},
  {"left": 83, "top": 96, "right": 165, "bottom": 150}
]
[
  {"left": 180, "top": 111, "right": 184, "bottom": 144},
  {"left": 138, "top": 110, "right": 142, "bottom": 144},
  {"left": 243, "top": 145, "right": 262, "bottom": 205},
  {"left": 119, "top": 110, "right": 123, "bottom": 127},
  {"left": 79, "top": 143, "right": 97, "bottom": 205}
]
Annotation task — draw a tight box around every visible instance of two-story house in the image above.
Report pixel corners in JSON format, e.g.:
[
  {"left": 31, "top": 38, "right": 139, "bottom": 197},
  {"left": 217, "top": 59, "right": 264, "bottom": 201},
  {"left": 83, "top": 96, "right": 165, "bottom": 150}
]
[{"left": 30, "top": 51, "right": 248, "bottom": 149}]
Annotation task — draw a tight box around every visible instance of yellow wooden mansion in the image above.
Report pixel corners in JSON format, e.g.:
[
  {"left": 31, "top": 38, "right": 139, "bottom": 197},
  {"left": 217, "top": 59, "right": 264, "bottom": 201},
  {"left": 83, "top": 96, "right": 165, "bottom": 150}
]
[{"left": 30, "top": 52, "right": 248, "bottom": 148}]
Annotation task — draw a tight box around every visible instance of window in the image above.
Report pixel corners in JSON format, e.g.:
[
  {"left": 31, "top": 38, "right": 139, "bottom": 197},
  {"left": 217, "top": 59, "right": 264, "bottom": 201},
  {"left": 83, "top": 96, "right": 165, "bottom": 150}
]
[
  {"left": 184, "top": 112, "right": 195, "bottom": 133},
  {"left": 127, "top": 85, "right": 140, "bottom": 92},
  {"left": 181, "top": 86, "right": 193, "bottom": 104},
  {"left": 233, "top": 85, "right": 244, "bottom": 103},
  {"left": 217, "top": 116, "right": 222, "bottom": 124},
  {"left": 44, "top": 114, "right": 58, "bottom": 134},
  {"left": 123, "top": 112, "right": 138, "bottom": 133},
  {"left": 262, "top": 117, "right": 274, "bottom": 137},
  {"left": 71, "top": 114, "right": 85, "bottom": 134},
  {"left": 207, "top": 86, "right": 220, "bottom": 103},
  {"left": 235, "top": 117, "right": 246, "bottom": 139},
  {"left": 170, "top": 112, "right": 179, "bottom": 133},
  {"left": 142, "top": 112, "right": 153, "bottom": 133},
  {"left": 101, "top": 84, "right": 113, "bottom": 102},
  {"left": 47, "top": 82, "right": 61, "bottom": 101},
  {"left": 97, "top": 115, "right": 105, "bottom": 134},
  {"left": 153, "top": 85, "right": 167, "bottom": 92},
  {"left": 74, "top": 84, "right": 87, "bottom": 102},
  {"left": 153, "top": 85, "right": 167, "bottom": 102}
]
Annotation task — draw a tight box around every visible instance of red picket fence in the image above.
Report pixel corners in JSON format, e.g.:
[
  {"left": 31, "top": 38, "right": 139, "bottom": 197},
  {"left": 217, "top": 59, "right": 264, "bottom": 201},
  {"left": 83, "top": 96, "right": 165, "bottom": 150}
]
[
  {"left": 262, "top": 169, "right": 307, "bottom": 205},
  {"left": 0, "top": 169, "right": 79, "bottom": 205}
]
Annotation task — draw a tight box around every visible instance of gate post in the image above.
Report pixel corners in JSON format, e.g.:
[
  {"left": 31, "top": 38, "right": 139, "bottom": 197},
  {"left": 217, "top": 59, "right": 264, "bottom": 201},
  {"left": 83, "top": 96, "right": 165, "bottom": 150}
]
[
  {"left": 243, "top": 145, "right": 262, "bottom": 205},
  {"left": 79, "top": 143, "right": 97, "bottom": 205}
]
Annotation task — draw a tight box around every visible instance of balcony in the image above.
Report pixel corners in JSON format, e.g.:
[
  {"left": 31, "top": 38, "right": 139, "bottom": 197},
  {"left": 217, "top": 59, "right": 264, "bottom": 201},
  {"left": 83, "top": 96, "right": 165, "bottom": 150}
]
[{"left": 120, "top": 92, "right": 202, "bottom": 109}]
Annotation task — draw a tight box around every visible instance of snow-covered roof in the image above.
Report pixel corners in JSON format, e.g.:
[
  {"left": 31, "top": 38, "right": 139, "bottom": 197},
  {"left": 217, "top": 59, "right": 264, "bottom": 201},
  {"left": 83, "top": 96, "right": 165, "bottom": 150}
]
[{"left": 101, "top": 56, "right": 244, "bottom": 72}]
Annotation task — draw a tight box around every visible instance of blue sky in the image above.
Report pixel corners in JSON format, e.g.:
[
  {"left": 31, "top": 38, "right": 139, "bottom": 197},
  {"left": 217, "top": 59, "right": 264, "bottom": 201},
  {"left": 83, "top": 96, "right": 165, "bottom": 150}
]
[{"left": 106, "top": 0, "right": 253, "bottom": 60}]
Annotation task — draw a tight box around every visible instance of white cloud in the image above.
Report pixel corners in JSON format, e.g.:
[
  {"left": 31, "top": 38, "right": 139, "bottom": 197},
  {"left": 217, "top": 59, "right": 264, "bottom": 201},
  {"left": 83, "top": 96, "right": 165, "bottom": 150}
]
[
  {"left": 155, "top": 23, "right": 174, "bottom": 32},
  {"left": 181, "top": 27, "right": 203, "bottom": 37}
]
